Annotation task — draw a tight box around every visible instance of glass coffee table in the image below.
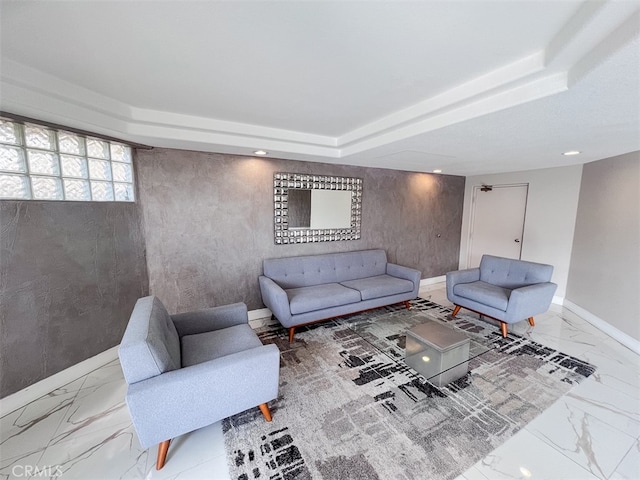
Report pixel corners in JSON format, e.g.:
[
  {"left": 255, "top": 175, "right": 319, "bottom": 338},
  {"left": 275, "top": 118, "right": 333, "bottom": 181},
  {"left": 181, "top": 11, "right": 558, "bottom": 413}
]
[
  {"left": 406, "top": 320, "right": 480, "bottom": 386},
  {"left": 342, "top": 310, "right": 490, "bottom": 387}
]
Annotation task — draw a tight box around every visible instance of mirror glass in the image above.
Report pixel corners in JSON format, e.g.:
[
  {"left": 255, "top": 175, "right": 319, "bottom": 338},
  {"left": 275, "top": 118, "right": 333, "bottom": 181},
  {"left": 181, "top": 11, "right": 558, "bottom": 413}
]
[
  {"left": 288, "top": 189, "right": 352, "bottom": 229},
  {"left": 287, "top": 189, "right": 312, "bottom": 228},
  {"left": 274, "top": 173, "right": 362, "bottom": 244}
]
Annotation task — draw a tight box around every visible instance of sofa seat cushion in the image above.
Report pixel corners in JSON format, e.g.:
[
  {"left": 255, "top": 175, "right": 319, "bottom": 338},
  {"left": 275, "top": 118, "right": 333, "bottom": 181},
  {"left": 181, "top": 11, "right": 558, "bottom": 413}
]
[
  {"left": 340, "top": 275, "right": 414, "bottom": 301},
  {"left": 180, "top": 324, "right": 262, "bottom": 368},
  {"left": 453, "top": 281, "right": 511, "bottom": 311},
  {"left": 287, "top": 283, "right": 361, "bottom": 315}
]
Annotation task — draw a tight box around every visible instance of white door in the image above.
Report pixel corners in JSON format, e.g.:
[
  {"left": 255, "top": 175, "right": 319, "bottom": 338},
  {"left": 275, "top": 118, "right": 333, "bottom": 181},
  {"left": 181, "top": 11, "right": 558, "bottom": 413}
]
[{"left": 467, "top": 184, "right": 528, "bottom": 268}]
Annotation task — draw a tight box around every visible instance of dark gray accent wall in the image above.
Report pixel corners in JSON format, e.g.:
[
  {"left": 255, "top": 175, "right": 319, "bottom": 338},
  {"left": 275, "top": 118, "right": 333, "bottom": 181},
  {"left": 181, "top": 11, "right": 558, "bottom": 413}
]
[
  {"left": 0, "top": 201, "right": 148, "bottom": 397},
  {"left": 136, "top": 148, "right": 465, "bottom": 314}
]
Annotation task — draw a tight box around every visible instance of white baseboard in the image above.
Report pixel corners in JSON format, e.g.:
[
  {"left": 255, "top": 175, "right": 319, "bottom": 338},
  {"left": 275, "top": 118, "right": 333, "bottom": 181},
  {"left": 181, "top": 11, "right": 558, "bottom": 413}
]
[
  {"left": 0, "top": 310, "right": 275, "bottom": 415},
  {"left": 0, "top": 345, "right": 119, "bottom": 418},
  {"left": 248, "top": 307, "right": 271, "bottom": 322},
  {"left": 248, "top": 308, "right": 275, "bottom": 328},
  {"left": 0, "top": 276, "right": 475, "bottom": 415},
  {"left": 8, "top": 294, "right": 632, "bottom": 419},
  {"left": 420, "top": 276, "right": 446, "bottom": 287},
  {"left": 563, "top": 300, "right": 640, "bottom": 355}
]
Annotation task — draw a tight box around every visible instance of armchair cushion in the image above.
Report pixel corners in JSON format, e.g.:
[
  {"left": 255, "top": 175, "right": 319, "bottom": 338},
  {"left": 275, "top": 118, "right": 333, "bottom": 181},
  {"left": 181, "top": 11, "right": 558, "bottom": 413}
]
[
  {"left": 181, "top": 324, "right": 263, "bottom": 367},
  {"left": 119, "top": 296, "right": 181, "bottom": 385},
  {"left": 453, "top": 281, "right": 511, "bottom": 311}
]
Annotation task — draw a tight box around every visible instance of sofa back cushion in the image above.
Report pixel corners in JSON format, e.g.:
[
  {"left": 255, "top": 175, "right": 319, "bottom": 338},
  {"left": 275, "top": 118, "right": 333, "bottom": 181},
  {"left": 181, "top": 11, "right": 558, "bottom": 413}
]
[
  {"left": 263, "top": 249, "right": 388, "bottom": 289},
  {"left": 479, "top": 255, "right": 553, "bottom": 289},
  {"left": 118, "top": 296, "right": 181, "bottom": 385}
]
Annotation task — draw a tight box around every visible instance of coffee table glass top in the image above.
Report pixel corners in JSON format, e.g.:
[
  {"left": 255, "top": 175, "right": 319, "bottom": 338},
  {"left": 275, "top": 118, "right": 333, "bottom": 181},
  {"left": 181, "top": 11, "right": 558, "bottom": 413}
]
[{"left": 339, "top": 309, "right": 491, "bottom": 384}]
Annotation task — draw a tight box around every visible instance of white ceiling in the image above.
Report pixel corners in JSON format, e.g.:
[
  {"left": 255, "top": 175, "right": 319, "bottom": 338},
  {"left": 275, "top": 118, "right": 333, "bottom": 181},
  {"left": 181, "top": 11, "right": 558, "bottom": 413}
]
[{"left": 1, "top": 1, "right": 639, "bottom": 176}]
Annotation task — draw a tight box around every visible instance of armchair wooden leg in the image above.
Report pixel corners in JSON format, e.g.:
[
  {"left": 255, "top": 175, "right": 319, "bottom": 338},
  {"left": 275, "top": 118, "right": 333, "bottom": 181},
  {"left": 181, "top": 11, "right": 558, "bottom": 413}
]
[
  {"left": 500, "top": 322, "right": 508, "bottom": 338},
  {"left": 259, "top": 403, "right": 272, "bottom": 422},
  {"left": 156, "top": 439, "right": 171, "bottom": 470},
  {"left": 288, "top": 327, "right": 296, "bottom": 343},
  {"left": 404, "top": 300, "right": 411, "bottom": 310},
  {"left": 451, "top": 305, "right": 461, "bottom": 318},
  {"left": 528, "top": 317, "right": 535, "bottom": 326}
]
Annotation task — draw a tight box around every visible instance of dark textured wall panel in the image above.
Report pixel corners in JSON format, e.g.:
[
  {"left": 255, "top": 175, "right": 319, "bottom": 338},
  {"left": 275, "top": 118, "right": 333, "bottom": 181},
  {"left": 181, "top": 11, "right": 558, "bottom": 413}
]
[
  {"left": 136, "top": 149, "right": 465, "bottom": 313},
  {"left": 0, "top": 201, "right": 148, "bottom": 397}
]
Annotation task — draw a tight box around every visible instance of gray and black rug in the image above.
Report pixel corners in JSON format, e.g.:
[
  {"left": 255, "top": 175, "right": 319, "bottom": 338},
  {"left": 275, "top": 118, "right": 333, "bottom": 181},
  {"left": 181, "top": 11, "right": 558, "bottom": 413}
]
[{"left": 223, "top": 299, "right": 596, "bottom": 480}]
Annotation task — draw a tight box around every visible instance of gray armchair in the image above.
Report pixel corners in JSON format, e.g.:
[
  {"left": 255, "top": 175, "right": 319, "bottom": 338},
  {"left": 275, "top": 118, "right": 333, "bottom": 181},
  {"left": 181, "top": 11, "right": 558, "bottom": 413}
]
[
  {"left": 118, "top": 296, "right": 280, "bottom": 470},
  {"left": 446, "top": 255, "right": 557, "bottom": 337}
]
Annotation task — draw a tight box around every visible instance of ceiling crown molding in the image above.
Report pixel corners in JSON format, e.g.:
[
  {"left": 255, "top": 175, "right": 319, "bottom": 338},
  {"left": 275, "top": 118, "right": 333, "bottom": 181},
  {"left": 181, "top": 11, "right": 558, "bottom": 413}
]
[{"left": 337, "top": 52, "right": 546, "bottom": 148}]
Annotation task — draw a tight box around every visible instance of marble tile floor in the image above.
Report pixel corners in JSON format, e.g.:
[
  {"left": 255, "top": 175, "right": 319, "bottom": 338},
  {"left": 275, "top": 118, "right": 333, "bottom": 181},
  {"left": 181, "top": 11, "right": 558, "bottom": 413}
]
[{"left": 1, "top": 284, "right": 638, "bottom": 480}]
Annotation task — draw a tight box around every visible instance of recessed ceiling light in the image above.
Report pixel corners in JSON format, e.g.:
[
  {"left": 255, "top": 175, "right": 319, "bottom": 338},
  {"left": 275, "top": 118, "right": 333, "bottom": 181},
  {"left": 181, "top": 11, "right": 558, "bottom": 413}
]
[
  {"left": 433, "top": 169, "right": 442, "bottom": 173},
  {"left": 254, "top": 150, "right": 268, "bottom": 156},
  {"left": 562, "top": 150, "right": 581, "bottom": 156}
]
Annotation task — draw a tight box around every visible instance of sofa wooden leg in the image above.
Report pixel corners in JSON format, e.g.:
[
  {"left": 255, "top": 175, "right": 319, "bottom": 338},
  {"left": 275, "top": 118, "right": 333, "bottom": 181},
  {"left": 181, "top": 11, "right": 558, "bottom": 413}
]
[
  {"left": 404, "top": 300, "right": 411, "bottom": 310},
  {"left": 156, "top": 439, "right": 171, "bottom": 470},
  {"left": 500, "top": 322, "right": 508, "bottom": 338},
  {"left": 451, "top": 305, "right": 461, "bottom": 318},
  {"left": 259, "top": 403, "right": 273, "bottom": 422},
  {"left": 528, "top": 317, "right": 535, "bottom": 326},
  {"left": 288, "top": 327, "right": 296, "bottom": 343}
]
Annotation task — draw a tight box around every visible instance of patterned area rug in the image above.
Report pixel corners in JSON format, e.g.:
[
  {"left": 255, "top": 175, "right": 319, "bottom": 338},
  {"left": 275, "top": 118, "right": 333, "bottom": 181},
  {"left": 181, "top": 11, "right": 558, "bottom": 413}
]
[{"left": 223, "top": 299, "right": 596, "bottom": 480}]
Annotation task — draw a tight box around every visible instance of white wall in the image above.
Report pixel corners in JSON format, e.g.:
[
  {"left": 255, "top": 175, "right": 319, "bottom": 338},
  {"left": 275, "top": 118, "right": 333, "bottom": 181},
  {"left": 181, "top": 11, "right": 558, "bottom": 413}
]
[
  {"left": 566, "top": 152, "right": 640, "bottom": 341},
  {"left": 459, "top": 164, "right": 583, "bottom": 299}
]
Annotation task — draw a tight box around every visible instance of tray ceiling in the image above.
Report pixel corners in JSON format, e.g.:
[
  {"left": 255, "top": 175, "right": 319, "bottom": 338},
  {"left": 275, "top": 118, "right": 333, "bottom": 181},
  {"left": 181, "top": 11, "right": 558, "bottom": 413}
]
[{"left": 1, "top": 1, "right": 638, "bottom": 175}]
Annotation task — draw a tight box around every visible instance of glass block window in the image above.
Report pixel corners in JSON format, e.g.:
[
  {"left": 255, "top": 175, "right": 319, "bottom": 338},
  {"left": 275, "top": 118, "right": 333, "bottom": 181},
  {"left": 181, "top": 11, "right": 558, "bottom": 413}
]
[{"left": 0, "top": 118, "right": 135, "bottom": 201}]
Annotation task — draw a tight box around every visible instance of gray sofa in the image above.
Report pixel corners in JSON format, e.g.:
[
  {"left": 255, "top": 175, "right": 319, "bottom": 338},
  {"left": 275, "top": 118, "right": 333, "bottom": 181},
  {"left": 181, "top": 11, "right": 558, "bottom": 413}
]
[
  {"left": 446, "top": 254, "right": 557, "bottom": 337},
  {"left": 259, "top": 249, "right": 421, "bottom": 341}
]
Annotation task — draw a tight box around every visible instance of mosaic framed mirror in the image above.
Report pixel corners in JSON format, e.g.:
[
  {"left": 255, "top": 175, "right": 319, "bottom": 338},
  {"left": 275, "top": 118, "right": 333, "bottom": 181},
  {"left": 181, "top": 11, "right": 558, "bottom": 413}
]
[{"left": 273, "top": 173, "right": 362, "bottom": 244}]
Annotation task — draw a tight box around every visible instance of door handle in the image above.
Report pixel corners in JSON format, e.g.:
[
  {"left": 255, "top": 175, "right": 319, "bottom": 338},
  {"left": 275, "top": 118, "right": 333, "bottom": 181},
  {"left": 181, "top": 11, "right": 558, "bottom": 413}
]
[{"left": 514, "top": 239, "right": 520, "bottom": 243}]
